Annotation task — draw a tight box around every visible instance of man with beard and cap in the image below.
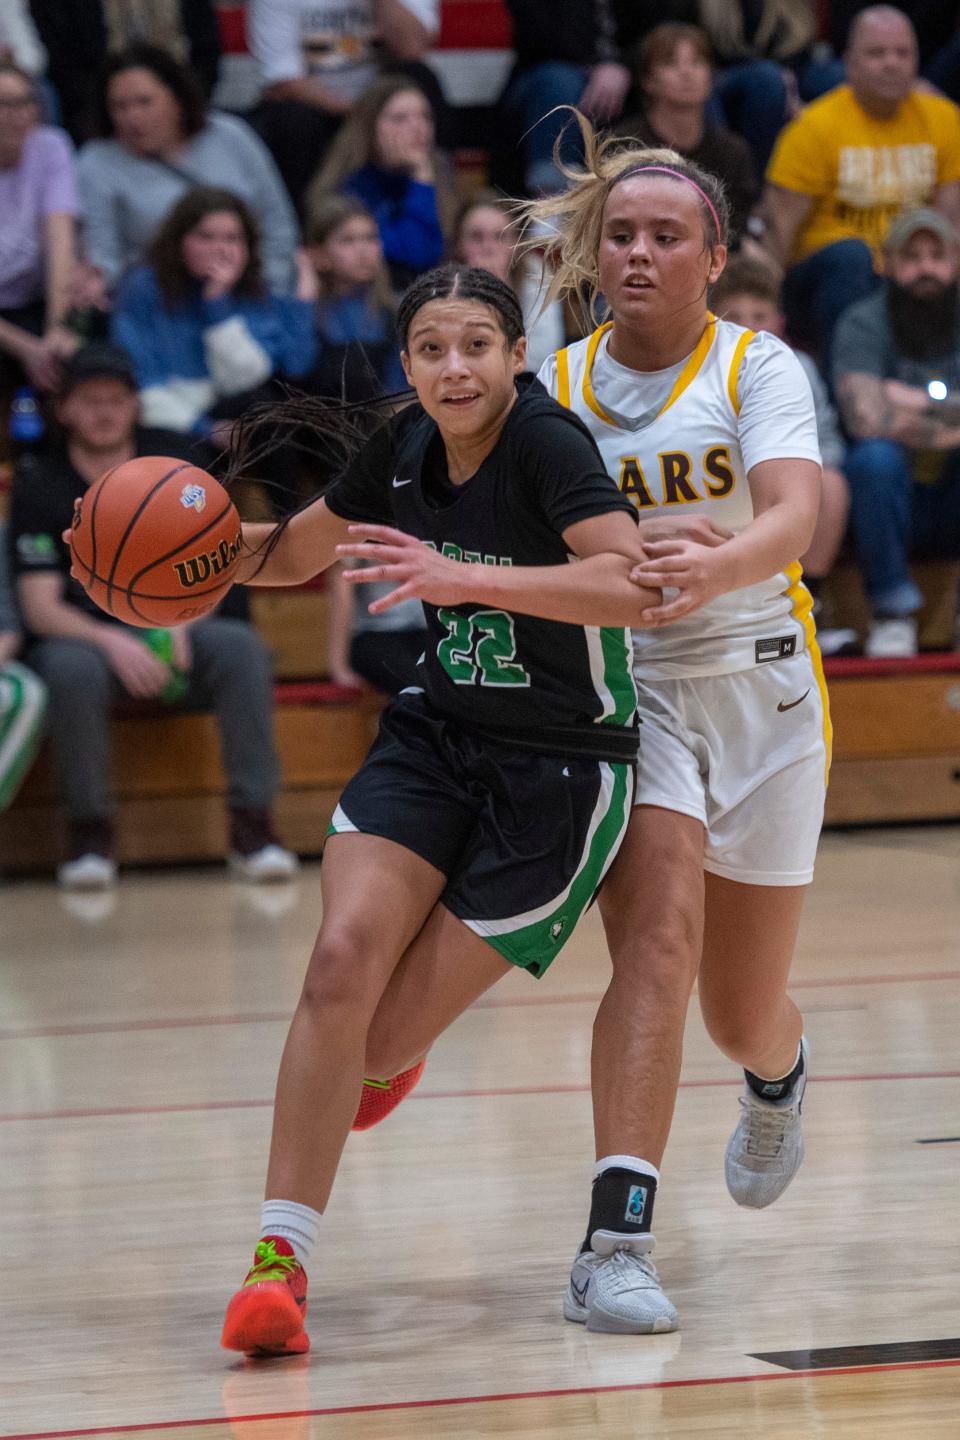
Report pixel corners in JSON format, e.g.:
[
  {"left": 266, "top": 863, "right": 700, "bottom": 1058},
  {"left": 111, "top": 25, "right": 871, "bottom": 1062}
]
[
  {"left": 833, "top": 207, "right": 960, "bottom": 656},
  {"left": 759, "top": 5, "right": 960, "bottom": 361}
]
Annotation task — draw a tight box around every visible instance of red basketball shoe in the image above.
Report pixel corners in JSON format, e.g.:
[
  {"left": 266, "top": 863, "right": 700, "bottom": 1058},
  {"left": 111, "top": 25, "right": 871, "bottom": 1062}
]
[
  {"left": 221, "top": 1237, "right": 309, "bottom": 1356},
  {"left": 352, "top": 1059, "right": 426, "bottom": 1130}
]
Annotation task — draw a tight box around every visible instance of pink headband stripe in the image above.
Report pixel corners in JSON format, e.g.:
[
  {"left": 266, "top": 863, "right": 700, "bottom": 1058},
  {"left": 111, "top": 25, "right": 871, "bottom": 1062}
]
[{"left": 610, "top": 164, "right": 722, "bottom": 241}]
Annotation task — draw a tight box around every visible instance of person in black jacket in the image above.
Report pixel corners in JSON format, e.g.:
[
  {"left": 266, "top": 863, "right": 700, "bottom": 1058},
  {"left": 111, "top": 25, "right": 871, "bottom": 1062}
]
[
  {"left": 497, "top": 0, "right": 634, "bottom": 194},
  {"left": 28, "top": 0, "right": 221, "bottom": 143}
]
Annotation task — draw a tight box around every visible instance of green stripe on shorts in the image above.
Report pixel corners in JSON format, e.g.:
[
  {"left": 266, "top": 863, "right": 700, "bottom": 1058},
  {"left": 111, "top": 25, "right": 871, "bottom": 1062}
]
[{"left": 468, "top": 761, "right": 632, "bottom": 977}]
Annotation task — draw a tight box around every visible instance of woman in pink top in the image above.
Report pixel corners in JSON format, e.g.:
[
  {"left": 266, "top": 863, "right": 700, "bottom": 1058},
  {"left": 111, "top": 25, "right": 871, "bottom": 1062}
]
[{"left": 0, "top": 60, "right": 79, "bottom": 392}]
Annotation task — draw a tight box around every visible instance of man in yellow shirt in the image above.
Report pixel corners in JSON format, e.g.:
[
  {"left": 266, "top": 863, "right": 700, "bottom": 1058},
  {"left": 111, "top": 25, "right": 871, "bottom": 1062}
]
[{"left": 759, "top": 4, "right": 960, "bottom": 356}]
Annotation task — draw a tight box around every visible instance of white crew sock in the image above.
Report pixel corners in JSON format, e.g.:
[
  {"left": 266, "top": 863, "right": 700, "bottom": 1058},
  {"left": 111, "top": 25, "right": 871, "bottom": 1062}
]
[
  {"left": 594, "top": 1154, "right": 660, "bottom": 1184},
  {"left": 260, "top": 1199, "right": 322, "bottom": 1267}
]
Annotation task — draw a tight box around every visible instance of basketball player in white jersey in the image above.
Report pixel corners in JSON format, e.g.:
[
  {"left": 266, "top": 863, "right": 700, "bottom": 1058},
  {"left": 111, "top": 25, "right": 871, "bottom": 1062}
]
[{"left": 525, "top": 126, "right": 830, "bottom": 1333}]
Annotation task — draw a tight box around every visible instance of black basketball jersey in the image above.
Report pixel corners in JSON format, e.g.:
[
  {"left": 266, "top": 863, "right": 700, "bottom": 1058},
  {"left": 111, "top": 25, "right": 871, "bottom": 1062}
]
[{"left": 324, "top": 375, "right": 639, "bottom": 761}]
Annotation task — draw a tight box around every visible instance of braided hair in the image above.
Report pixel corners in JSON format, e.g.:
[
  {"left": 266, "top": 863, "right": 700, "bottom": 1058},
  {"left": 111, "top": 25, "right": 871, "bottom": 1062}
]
[
  {"left": 225, "top": 264, "right": 527, "bottom": 538},
  {"left": 396, "top": 263, "right": 525, "bottom": 348}
]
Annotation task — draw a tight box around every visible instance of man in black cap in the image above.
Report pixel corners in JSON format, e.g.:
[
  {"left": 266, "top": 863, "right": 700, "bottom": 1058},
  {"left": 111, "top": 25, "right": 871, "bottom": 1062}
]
[
  {"left": 7, "top": 343, "right": 298, "bottom": 888},
  {"left": 833, "top": 207, "right": 960, "bottom": 657}
]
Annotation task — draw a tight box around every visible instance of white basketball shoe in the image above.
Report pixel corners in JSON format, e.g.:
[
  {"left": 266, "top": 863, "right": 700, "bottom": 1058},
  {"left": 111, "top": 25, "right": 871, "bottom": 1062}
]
[
  {"left": 563, "top": 1232, "right": 679, "bottom": 1334},
  {"left": 725, "top": 1037, "right": 808, "bottom": 1208}
]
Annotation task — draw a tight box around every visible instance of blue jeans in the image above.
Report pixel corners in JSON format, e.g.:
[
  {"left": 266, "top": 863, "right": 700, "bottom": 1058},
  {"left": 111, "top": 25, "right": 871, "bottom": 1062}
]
[
  {"left": 501, "top": 61, "right": 589, "bottom": 192},
  {"left": 782, "top": 238, "right": 880, "bottom": 361},
  {"left": 709, "top": 60, "right": 788, "bottom": 173},
  {"left": 845, "top": 438, "right": 960, "bottom": 614}
]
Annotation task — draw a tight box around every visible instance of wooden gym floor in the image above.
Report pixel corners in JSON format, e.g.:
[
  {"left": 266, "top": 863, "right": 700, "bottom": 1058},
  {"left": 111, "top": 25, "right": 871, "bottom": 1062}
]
[{"left": 2, "top": 825, "right": 959, "bottom": 1438}]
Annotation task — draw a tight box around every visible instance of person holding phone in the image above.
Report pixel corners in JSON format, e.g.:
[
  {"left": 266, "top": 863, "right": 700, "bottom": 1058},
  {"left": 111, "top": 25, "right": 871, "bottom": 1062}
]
[{"left": 834, "top": 207, "right": 960, "bottom": 657}]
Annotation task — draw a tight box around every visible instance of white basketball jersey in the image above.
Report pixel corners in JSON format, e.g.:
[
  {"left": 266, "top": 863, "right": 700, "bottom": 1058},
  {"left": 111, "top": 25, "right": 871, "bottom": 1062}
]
[{"left": 539, "top": 317, "right": 822, "bottom": 679}]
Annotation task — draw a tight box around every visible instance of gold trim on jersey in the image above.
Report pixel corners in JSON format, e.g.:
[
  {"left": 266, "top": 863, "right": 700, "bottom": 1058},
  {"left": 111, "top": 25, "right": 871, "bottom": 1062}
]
[
  {"left": 556, "top": 345, "right": 571, "bottom": 408},
  {"left": 727, "top": 328, "right": 757, "bottom": 416},
  {"left": 786, "top": 560, "right": 833, "bottom": 783},
  {"left": 578, "top": 316, "right": 719, "bottom": 431}
]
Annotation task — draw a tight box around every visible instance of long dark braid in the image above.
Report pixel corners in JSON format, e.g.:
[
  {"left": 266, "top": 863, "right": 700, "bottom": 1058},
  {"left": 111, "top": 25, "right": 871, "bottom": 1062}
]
[
  {"left": 226, "top": 265, "right": 527, "bottom": 572},
  {"left": 396, "top": 264, "right": 525, "bottom": 346}
]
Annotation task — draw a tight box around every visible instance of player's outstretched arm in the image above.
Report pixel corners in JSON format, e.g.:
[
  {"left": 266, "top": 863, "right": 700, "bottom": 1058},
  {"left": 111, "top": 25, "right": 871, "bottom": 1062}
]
[
  {"left": 234, "top": 499, "right": 355, "bottom": 587},
  {"left": 337, "top": 511, "right": 661, "bottom": 627}
]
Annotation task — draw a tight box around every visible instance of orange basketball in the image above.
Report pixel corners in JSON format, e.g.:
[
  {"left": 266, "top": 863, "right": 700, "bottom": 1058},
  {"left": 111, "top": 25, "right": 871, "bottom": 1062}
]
[{"left": 70, "top": 456, "right": 243, "bottom": 627}]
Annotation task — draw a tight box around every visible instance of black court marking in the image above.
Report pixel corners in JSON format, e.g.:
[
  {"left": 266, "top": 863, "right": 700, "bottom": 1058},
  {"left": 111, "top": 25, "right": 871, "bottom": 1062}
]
[
  {"left": 916, "top": 1135, "right": 960, "bottom": 1144},
  {"left": 752, "top": 1338, "right": 960, "bottom": 1370}
]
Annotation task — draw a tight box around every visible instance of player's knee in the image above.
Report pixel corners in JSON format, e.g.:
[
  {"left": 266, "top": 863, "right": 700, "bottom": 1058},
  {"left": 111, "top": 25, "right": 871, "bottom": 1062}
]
[
  {"left": 299, "top": 927, "right": 387, "bottom": 1018},
  {"left": 699, "top": 1000, "right": 777, "bottom": 1066},
  {"left": 607, "top": 898, "right": 701, "bottom": 992}
]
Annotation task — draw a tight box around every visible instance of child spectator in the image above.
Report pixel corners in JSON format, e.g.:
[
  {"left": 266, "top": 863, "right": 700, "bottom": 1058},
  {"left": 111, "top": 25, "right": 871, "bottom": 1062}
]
[
  {"left": 76, "top": 44, "right": 298, "bottom": 301},
  {"left": 110, "top": 186, "right": 317, "bottom": 437},
  {"left": 0, "top": 516, "right": 46, "bottom": 812},
  {"left": 711, "top": 256, "right": 857, "bottom": 655},
  {"left": 248, "top": 0, "right": 441, "bottom": 211},
  {"left": 613, "top": 23, "right": 759, "bottom": 246},
  {"left": 307, "top": 75, "right": 453, "bottom": 292},
  {"left": 452, "top": 191, "right": 565, "bottom": 376},
  {"left": 8, "top": 342, "right": 297, "bottom": 888},
  {"left": 305, "top": 193, "right": 407, "bottom": 399},
  {"left": 0, "top": 61, "right": 78, "bottom": 394}
]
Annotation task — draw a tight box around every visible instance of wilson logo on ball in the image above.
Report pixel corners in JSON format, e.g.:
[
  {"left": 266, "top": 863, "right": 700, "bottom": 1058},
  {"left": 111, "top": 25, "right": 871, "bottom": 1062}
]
[{"left": 173, "top": 531, "right": 243, "bottom": 588}]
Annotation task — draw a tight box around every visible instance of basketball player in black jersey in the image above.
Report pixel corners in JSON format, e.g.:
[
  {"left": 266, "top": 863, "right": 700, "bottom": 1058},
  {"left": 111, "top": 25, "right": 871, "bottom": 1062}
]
[{"left": 216, "top": 266, "right": 661, "bottom": 1358}]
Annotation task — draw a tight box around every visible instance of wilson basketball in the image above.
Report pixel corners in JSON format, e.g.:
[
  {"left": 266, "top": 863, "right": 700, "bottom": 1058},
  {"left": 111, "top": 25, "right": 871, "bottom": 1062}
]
[{"left": 70, "top": 456, "right": 243, "bottom": 627}]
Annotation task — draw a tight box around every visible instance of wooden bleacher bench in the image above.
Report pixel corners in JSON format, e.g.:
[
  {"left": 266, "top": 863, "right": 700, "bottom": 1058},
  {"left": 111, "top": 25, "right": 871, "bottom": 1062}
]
[
  {"left": 2, "top": 579, "right": 959, "bottom": 872},
  {"left": 823, "top": 652, "right": 960, "bottom": 825}
]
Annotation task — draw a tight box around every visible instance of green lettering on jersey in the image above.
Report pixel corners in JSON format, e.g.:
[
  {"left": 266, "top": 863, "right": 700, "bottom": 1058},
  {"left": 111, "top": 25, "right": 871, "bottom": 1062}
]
[{"left": 436, "top": 608, "right": 531, "bottom": 687}]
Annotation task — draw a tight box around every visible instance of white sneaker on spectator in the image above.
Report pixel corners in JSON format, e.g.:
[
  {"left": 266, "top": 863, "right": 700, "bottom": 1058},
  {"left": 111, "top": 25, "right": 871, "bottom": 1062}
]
[
  {"left": 57, "top": 852, "right": 118, "bottom": 891},
  {"left": 865, "top": 617, "right": 918, "bottom": 659},
  {"left": 816, "top": 626, "right": 859, "bottom": 657},
  {"left": 229, "top": 843, "right": 299, "bottom": 883}
]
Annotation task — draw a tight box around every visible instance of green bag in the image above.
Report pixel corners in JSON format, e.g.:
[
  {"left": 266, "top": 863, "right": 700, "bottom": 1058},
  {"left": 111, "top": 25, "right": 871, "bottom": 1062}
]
[{"left": 0, "top": 662, "right": 47, "bottom": 811}]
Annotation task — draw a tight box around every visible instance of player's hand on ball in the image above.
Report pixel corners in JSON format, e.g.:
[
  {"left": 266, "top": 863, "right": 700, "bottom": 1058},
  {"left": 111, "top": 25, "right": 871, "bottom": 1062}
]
[
  {"left": 337, "top": 524, "right": 468, "bottom": 612},
  {"left": 630, "top": 539, "right": 730, "bottom": 626},
  {"left": 98, "top": 628, "right": 171, "bottom": 698}
]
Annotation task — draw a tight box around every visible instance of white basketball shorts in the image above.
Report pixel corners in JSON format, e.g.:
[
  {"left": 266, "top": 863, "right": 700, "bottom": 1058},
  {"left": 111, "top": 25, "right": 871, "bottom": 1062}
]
[{"left": 632, "top": 651, "right": 830, "bottom": 886}]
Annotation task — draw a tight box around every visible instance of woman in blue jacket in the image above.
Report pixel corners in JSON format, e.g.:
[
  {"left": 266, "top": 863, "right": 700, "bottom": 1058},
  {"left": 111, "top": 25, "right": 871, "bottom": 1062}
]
[
  {"left": 111, "top": 185, "right": 317, "bottom": 437},
  {"left": 306, "top": 76, "right": 455, "bottom": 293}
]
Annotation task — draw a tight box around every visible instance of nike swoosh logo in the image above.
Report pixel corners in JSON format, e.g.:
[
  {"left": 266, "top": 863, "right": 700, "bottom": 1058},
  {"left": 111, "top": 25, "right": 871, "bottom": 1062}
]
[
  {"left": 777, "top": 689, "right": 810, "bottom": 713},
  {"left": 570, "top": 1276, "right": 589, "bottom": 1307},
  {"left": 392, "top": 476, "right": 413, "bottom": 488}
]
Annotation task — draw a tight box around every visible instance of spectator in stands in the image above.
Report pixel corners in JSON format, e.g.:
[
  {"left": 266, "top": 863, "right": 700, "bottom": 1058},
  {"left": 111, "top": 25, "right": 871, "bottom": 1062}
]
[
  {"left": 831, "top": 2, "right": 960, "bottom": 105},
  {"left": 248, "top": 0, "right": 442, "bottom": 212},
  {"left": 0, "top": 516, "right": 47, "bottom": 813},
  {"left": 307, "top": 75, "right": 452, "bottom": 292},
  {"left": 326, "top": 558, "right": 427, "bottom": 694},
  {"left": 451, "top": 192, "right": 565, "bottom": 376},
  {"left": 833, "top": 207, "right": 960, "bottom": 658},
  {"left": 711, "top": 256, "right": 857, "bottom": 656},
  {"left": 0, "top": 0, "right": 46, "bottom": 76},
  {"left": 7, "top": 342, "right": 297, "bottom": 888},
  {"left": 761, "top": 6, "right": 960, "bottom": 361},
  {"left": 30, "top": 0, "right": 221, "bottom": 143},
  {"left": 498, "top": 0, "right": 633, "bottom": 195},
  {"left": 612, "top": 23, "right": 759, "bottom": 246},
  {"left": 305, "top": 193, "right": 407, "bottom": 399},
  {"left": 0, "top": 60, "right": 78, "bottom": 393},
  {"left": 111, "top": 186, "right": 317, "bottom": 438},
  {"left": 76, "top": 44, "right": 298, "bottom": 305}
]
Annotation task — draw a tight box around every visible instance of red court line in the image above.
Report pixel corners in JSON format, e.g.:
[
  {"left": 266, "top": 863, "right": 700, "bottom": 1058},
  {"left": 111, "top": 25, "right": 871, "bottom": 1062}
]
[
  {"left": 5, "top": 1357, "right": 959, "bottom": 1440},
  {"left": 2, "top": 970, "right": 959, "bottom": 1041},
  {"left": 2, "top": 1070, "right": 957, "bottom": 1124}
]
